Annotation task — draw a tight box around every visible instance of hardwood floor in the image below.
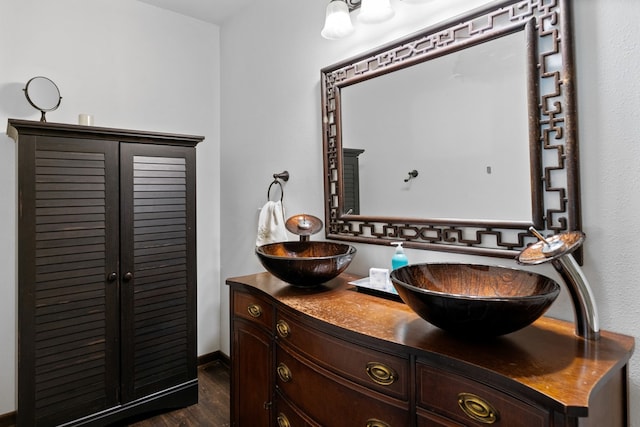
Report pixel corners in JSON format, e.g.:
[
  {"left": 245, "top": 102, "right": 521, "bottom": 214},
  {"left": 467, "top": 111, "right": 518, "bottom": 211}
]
[
  {"left": 122, "top": 360, "right": 231, "bottom": 427},
  {"left": 0, "top": 361, "right": 230, "bottom": 427}
]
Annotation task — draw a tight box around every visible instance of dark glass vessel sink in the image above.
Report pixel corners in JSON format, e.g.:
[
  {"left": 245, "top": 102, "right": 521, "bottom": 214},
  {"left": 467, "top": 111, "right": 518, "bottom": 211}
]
[
  {"left": 256, "top": 241, "right": 356, "bottom": 287},
  {"left": 390, "top": 263, "right": 560, "bottom": 337}
]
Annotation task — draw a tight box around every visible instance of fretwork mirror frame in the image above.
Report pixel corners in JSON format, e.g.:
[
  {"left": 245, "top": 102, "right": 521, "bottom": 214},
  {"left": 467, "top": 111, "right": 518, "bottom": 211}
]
[{"left": 321, "top": 0, "right": 581, "bottom": 260}]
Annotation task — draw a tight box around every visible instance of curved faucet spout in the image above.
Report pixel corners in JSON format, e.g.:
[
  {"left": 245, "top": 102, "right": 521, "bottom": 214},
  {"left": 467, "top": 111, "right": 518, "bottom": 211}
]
[
  {"left": 517, "top": 228, "right": 600, "bottom": 341},
  {"left": 551, "top": 255, "right": 599, "bottom": 340}
]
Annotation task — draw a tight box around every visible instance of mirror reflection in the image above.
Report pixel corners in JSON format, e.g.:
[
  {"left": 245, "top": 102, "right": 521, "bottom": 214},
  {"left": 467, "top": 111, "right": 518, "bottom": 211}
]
[{"left": 341, "top": 31, "right": 531, "bottom": 221}]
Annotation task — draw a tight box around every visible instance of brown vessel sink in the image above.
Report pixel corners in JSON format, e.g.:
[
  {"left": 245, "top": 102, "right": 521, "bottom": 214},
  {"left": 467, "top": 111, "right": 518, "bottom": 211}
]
[
  {"left": 256, "top": 241, "right": 356, "bottom": 287},
  {"left": 390, "top": 263, "right": 560, "bottom": 337}
]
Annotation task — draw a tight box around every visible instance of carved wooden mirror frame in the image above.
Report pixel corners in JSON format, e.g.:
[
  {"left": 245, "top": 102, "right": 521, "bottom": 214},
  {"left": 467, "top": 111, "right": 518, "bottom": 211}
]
[{"left": 321, "top": 0, "right": 580, "bottom": 259}]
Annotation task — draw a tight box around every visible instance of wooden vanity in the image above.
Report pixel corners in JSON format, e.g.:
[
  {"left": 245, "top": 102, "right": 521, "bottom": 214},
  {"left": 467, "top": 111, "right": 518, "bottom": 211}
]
[{"left": 228, "top": 272, "right": 634, "bottom": 427}]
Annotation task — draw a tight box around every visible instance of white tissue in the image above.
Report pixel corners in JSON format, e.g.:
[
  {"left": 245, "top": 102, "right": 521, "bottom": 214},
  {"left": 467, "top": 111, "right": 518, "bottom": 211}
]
[{"left": 369, "top": 268, "right": 390, "bottom": 291}]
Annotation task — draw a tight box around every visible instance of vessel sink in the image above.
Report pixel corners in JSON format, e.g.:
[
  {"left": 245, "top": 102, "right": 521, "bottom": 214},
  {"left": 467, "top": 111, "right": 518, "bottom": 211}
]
[
  {"left": 390, "top": 263, "right": 560, "bottom": 337},
  {"left": 256, "top": 241, "right": 356, "bottom": 287}
]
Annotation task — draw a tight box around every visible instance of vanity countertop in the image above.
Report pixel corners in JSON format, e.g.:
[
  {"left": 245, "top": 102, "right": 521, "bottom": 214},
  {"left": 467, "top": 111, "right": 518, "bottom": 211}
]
[{"left": 227, "top": 272, "right": 635, "bottom": 416}]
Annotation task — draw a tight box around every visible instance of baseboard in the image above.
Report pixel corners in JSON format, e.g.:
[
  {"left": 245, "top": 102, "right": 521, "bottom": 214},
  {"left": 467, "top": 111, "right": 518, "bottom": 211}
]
[
  {"left": 198, "top": 350, "right": 230, "bottom": 369},
  {"left": 0, "top": 411, "right": 15, "bottom": 427}
]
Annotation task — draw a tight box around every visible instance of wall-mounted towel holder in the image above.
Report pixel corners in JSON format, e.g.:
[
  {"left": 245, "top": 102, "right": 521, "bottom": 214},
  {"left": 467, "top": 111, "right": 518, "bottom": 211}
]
[
  {"left": 404, "top": 169, "right": 419, "bottom": 182},
  {"left": 267, "top": 170, "right": 289, "bottom": 202}
]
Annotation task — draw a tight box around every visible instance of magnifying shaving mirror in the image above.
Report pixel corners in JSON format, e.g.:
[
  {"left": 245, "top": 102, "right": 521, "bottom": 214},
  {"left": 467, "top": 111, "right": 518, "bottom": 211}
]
[{"left": 23, "top": 76, "right": 62, "bottom": 122}]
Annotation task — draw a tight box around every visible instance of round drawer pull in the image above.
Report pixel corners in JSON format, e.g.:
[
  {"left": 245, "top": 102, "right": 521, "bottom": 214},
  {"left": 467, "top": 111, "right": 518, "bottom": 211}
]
[
  {"left": 276, "top": 319, "right": 290, "bottom": 338},
  {"left": 366, "top": 418, "right": 391, "bottom": 427},
  {"left": 365, "top": 362, "right": 397, "bottom": 386},
  {"left": 247, "top": 303, "right": 262, "bottom": 318},
  {"left": 277, "top": 413, "right": 291, "bottom": 427},
  {"left": 458, "top": 392, "right": 499, "bottom": 424},
  {"left": 277, "top": 363, "right": 292, "bottom": 382}
]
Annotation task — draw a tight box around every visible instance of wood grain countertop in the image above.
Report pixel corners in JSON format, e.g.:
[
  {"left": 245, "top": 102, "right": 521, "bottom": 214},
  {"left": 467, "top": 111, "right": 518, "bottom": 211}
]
[{"left": 227, "top": 272, "right": 635, "bottom": 417}]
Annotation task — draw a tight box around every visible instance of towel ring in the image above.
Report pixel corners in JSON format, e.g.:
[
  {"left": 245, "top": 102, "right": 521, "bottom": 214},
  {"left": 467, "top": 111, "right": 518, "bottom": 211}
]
[
  {"left": 267, "top": 179, "right": 284, "bottom": 202},
  {"left": 267, "top": 170, "right": 288, "bottom": 202}
]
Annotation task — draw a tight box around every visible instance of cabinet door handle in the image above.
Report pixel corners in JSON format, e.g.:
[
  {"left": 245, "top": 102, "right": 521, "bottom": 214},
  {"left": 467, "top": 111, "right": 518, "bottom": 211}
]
[
  {"left": 365, "top": 362, "right": 397, "bottom": 386},
  {"left": 276, "top": 363, "right": 292, "bottom": 382},
  {"left": 107, "top": 272, "right": 117, "bottom": 282},
  {"left": 123, "top": 272, "right": 133, "bottom": 282},
  {"left": 276, "top": 320, "right": 290, "bottom": 338},
  {"left": 247, "top": 303, "right": 262, "bottom": 318},
  {"left": 366, "top": 419, "right": 391, "bottom": 427},
  {"left": 458, "top": 392, "right": 499, "bottom": 424},
  {"left": 276, "top": 413, "right": 291, "bottom": 427}
]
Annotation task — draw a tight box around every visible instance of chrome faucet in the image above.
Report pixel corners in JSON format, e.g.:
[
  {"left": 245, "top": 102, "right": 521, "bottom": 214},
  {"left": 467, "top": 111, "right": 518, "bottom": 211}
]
[{"left": 517, "top": 227, "right": 600, "bottom": 341}]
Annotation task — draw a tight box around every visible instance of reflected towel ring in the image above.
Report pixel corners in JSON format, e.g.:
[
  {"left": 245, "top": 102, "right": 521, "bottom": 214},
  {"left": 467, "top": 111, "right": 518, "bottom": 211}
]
[{"left": 267, "top": 179, "right": 284, "bottom": 202}]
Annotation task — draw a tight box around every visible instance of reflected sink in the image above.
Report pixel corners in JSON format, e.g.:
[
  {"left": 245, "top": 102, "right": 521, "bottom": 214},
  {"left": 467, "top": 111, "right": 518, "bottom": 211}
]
[
  {"left": 256, "top": 241, "right": 356, "bottom": 287},
  {"left": 390, "top": 263, "right": 560, "bottom": 337}
]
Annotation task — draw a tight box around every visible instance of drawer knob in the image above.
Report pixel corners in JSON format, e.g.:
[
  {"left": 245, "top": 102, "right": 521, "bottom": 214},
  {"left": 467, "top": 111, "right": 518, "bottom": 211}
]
[
  {"left": 458, "top": 392, "right": 499, "bottom": 424},
  {"left": 366, "top": 419, "right": 391, "bottom": 427},
  {"left": 276, "top": 413, "right": 291, "bottom": 427},
  {"left": 276, "top": 320, "right": 290, "bottom": 338},
  {"left": 365, "top": 362, "right": 397, "bottom": 386},
  {"left": 247, "top": 303, "right": 263, "bottom": 318},
  {"left": 277, "top": 363, "right": 292, "bottom": 382}
]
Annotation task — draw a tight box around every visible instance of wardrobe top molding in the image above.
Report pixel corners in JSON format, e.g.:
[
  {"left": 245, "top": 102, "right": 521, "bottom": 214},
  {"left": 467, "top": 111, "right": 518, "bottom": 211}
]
[{"left": 7, "top": 119, "right": 204, "bottom": 147}]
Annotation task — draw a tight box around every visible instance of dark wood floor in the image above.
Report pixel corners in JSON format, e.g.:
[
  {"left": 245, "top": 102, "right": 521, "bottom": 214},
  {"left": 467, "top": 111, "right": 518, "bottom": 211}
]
[
  {"left": 0, "top": 361, "right": 230, "bottom": 427},
  {"left": 123, "top": 361, "right": 231, "bottom": 427}
]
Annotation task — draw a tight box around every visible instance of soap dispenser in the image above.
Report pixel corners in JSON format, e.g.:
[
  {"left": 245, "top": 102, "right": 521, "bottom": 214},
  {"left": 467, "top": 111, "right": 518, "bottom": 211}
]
[{"left": 391, "top": 242, "right": 409, "bottom": 270}]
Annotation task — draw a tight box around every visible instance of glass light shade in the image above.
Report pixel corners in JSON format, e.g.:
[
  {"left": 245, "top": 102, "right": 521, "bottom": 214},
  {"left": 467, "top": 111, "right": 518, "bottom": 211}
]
[
  {"left": 321, "top": 0, "right": 355, "bottom": 40},
  {"left": 358, "top": 0, "right": 395, "bottom": 23}
]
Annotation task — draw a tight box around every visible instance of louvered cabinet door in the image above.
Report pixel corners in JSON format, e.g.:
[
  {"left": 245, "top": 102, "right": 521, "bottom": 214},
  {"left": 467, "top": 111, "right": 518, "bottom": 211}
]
[
  {"left": 119, "top": 143, "right": 197, "bottom": 402},
  {"left": 17, "top": 136, "right": 120, "bottom": 426}
]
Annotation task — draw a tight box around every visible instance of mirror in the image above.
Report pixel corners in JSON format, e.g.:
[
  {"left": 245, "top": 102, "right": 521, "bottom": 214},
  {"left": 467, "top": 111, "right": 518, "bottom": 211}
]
[
  {"left": 321, "top": 0, "right": 581, "bottom": 259},
  {"left": 341, "top": 30, "right": 531, "bottom": 221},
  {"left": 24, "top": 76, "right": 61, "bottom": 122}
]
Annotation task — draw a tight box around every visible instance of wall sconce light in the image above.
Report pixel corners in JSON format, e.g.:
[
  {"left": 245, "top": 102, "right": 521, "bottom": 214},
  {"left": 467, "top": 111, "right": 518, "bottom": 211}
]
[
  {"left": 321, "top": 0, "right": 356, "bottom": 40},
  {"left": 321, "top": 0, "right": 397, "bottom": 40},
  {"left": 359, "top": 0, "right": 395, "bottom": 23}
]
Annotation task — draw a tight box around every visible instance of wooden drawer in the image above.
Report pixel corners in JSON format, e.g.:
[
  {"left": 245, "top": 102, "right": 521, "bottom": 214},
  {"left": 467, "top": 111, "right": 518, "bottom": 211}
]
[
  {"left": 416, "top": 362, "right": 550, "bottom": 427},
  {"left": 233, "top": 290, "right": 273, "bottom": 330},
  {"left": 276, "top": 311, "right": 409, "bottom": 400},
  {"left": 275, "top": 391, "right": 318, "bottom": 427},
  {"left": 417, "top": 407, "right": 465, "bottom": 427},
  {"left": 276, "top": 344, "right": 410, "bottom": 427}
]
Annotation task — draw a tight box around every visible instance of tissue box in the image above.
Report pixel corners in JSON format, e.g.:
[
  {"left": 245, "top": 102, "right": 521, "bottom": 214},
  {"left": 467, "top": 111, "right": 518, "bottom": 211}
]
[
  {"left": 369, "top": 268, "right": 390, "bottom": 291},
  {"left": 348, "top": 268, "right": 399, "bottom": 299}
]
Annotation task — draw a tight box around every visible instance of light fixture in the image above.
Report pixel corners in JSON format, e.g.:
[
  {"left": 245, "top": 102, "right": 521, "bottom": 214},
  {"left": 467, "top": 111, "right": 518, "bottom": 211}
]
[
  {"left": 358, "top": 0, "right": 395, "bottom": 24},
  {"left": 320, "top": 0, "right": 399, "bottom": 40},
  {"left": 321, "top": 0, "right": 355, "bottom": 40}
]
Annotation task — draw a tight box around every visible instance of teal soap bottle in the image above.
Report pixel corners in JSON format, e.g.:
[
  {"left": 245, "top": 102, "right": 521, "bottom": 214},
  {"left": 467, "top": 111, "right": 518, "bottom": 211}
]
[{"left": 391, "top": 242, "right": 409, "bottom": 270}]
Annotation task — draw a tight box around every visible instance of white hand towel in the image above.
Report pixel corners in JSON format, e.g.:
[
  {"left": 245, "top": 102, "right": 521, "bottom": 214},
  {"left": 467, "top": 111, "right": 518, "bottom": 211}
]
[{"left": 256, "top": 200, "right": 288, "bottom": 246}]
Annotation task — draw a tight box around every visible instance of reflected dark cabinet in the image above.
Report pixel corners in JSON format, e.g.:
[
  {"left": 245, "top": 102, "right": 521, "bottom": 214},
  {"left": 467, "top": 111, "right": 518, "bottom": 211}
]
[
  {"left": 8, "top": 119, "right": 203, "bottom": 426},
  {"left": 342, "top": 148, "right": 364, "bottom": 215}
]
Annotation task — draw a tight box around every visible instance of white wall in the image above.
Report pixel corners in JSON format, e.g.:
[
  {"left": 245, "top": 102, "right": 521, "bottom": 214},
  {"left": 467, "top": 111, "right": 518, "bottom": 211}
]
[
  {"left": 220, "top": 0, "right": 640, "bottom": 425},
  {"left": 0, "top": 0, "right": 221, "bottom": 414}
]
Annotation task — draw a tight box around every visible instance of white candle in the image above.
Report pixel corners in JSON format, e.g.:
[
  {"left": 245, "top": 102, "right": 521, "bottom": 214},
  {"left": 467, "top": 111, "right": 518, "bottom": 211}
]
[{"left": 78, "top": 114, "right": 93, "bottom": 126}]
